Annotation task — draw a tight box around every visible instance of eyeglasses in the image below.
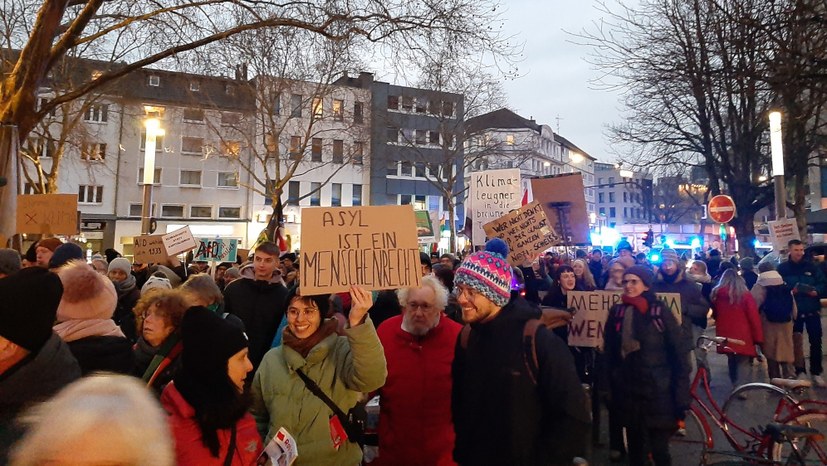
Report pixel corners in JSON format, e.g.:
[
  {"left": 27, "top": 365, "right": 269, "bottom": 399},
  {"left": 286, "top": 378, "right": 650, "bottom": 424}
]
[
  {"left": 141, "top": 305, "right": 165, "bottom": 320},
  {"left": 287, "top": 307, "right": 318, "bottom": 319},
  {"left": 456, "top": 286, "right": 478, "bottom": 300},
  {"left": 406, "top": 302, "right": 435, "bottom": 313}
]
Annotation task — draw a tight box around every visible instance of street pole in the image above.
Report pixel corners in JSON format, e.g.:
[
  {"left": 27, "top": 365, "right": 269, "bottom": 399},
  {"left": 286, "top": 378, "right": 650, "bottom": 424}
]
[
  {"left": 141, "top": 118, "right": 163, "bottom": 235},
  {"left": 769, "top": 111, "right": 786, "bottom": 221}
]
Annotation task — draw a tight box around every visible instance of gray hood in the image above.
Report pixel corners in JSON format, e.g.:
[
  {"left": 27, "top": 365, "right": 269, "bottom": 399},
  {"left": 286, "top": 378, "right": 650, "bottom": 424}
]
[
  {"left": 239, "top": 262, "right": 284, "bottom": 285},
  {"left": 756, "top": 270, "right": 784, "bottom": 287}
]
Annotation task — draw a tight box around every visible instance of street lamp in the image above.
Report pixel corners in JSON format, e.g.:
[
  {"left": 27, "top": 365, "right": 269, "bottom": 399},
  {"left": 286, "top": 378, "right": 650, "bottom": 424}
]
[
  {"left": 619, "top": 169, "right": 634, "bottom": 179},
  {"left": 141, "top": 117, "right": 164, "bottom": 235},
  {"left": 769, "top": 111, "right": 785, "bottom": 220}
]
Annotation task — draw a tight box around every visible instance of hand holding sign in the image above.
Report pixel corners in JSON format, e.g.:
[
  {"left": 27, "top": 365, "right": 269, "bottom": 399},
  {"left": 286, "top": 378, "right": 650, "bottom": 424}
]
[{"left": 348, "top": 285, "right": 372, "bottom": 327}]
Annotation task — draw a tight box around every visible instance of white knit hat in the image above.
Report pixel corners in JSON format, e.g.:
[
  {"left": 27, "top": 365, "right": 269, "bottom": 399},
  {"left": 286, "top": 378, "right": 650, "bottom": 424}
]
[{"left": 56, "top": 260, "right": 117, "bottom": 322}]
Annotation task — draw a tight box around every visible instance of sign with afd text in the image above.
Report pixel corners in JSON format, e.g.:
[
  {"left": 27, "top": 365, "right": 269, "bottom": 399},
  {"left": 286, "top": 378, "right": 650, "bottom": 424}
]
[
  {"left": 469, "top": 169, "right": 521, "bottom": 245},
  {"left": 194, "top": 238, "right": 239, "bottom": 262},
  {"left": 300, "top": 205, "right": 421, "bottom": 294},
  {"left": 483, "top": 201, "right": 559, "bottom": 265},
  {"left": 768, "top": 218, "right": 800, "bottom": 252},
  {"left": 566, "top": 291, "right": 682, "bottom": 347},
  {"left": 17, "top": 194, "right": 78, "bottom": 235},
  {"left": 133, "top": 235, "right": 166, "bottom": 264}
]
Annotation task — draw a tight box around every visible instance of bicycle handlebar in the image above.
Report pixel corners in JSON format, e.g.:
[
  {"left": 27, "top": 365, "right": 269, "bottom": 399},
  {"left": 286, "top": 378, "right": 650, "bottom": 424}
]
[{"left": 697, "top": 335, "right": 747, "bottom": 348}]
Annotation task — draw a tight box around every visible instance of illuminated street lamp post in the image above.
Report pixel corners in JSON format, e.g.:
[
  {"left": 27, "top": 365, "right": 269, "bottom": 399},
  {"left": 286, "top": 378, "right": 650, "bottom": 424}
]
[
  {"left": 769, "top": 111, "right": 785, "bottom": 220},
  {"left": 141, "top": 118, "right": 164, "bottom": 235}
]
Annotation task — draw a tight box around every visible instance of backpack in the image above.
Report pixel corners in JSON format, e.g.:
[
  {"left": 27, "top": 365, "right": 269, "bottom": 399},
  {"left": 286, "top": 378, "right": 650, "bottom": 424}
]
[
  {"left": 459, "top": 319, "right": 542, "bottom": 384},
  {"left": 761, "top": 284, "right": 794, "bottom": 323}
]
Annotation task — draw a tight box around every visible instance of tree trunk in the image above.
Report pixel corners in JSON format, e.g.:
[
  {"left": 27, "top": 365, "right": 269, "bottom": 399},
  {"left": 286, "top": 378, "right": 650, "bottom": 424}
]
[
  {"left": 447, "top": 200, "right": 457, "bottom": 254},
  {"left": 731, "top": 211, "right": 756, "bottom": 259},
  {"left": 0, "top": 126, "right": 19, "bottom": 245}
]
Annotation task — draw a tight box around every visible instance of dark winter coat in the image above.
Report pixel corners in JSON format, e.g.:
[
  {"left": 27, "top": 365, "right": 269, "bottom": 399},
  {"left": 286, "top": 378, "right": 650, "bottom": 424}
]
[
  {"left": 777, "top": 258, "right": 826, "bottom": 318},
  {"left": 67, "top": 335, "right": 134, "bottom": 375},
  {"left": 742, "top": 270, "right": 759, "bottom": 290},
  {"left": 653, "top": 269, "right": 710, "bottom": 329},
  {"left": 113, "top": 287, "right": 140, "bottom": 342},
  {"left": 589, "top": 259, "right": 605, "bottom": 289},
  {"left": 0, "top": 334, "right": 81, "bottom": 462},
  {"left": 223, "top": 265, "right": 288, "bottom": 370},
  {"left": 452, "top": 297, "right": 591, "bottom": 466},
  {"left": 604, "top": 294, "right": 692, "bottom": 430}
]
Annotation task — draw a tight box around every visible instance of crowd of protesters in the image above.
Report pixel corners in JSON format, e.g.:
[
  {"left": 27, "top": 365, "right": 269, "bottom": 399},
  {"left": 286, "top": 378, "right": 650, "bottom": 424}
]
[{"left": 0, "top": 233, "right": 823, "bottom": 466}]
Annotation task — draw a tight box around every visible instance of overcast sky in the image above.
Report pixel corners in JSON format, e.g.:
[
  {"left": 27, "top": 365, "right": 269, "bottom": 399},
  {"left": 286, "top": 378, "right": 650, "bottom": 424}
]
[{"left": 499, "top": 0, "right": 625, "bottom": 163}]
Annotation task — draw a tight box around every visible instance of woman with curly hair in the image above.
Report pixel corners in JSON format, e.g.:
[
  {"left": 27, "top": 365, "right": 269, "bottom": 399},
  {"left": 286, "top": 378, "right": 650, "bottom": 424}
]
[{"left": 132, "top": 289, "right": 189, "bottom": 395}]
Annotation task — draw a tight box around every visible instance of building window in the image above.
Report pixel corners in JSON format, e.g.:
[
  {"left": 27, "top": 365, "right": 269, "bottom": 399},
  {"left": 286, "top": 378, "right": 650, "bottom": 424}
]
[
  {"left": 83, "top": 104, "right": 108, "bottom": 122},
  {"left": 387, "top": 160, "right": 399, "bottom": 177},
  {"left": 609, "top": 192, "right": 615, "bottom": 202},
  {"left": 80, "top": 142, "right": 106, "bottom": 161},
  {"left": 387, "top": 95, "right": 399, "bottom": 110},
  {"left": 413, "top": 195, "right": 427, "bottom": 210},
  {"left": 190, "top": 206, "right": 212, "bottom": 218},
  {"left": 415, "top": 98, "right": 426, "bottom": 113},
  {"left": 23, "top": 182, "right": 36, "bottom": 194},
  {"left": 506, "top": 134, "right": 515, "bottom": 145},
  {"left": 312, "top": 97, "right": 323, "bottom": 118},
  {"left": 161, "top": 205, "right": 185, "bottom": 218},
  {"left": 428, "top": 99, "right": 441, "bottom": 115},
  {"left": 222, "top": 140, "right": 241, "bottom": 158},
  {"left": 401, "top": 96, "right": 413, "bottom": 112},
  {"left": 332, "top": 99, "right": 343, "bottom": 121},
  {"left": 400, "top": 161, "right": 412, "bottom": 177},
  {"left": 218, "top": 207, "right": 241, "bottom": 219},
  {"left": 415, "top": 130, "right": 427, "bottom": 145},
  {"left": 429, "top": 131, "right": 440, "bottom": 145},
  {"left": 623, "top": 192, "right": 628, "bottom": 203},
  {"left": 353, "top": 102, "right": 363, "bottom": 123},
  {"left": 352, "top": 184, "right": 362, "bottom": 206},
  {"left": 386, "top": 127, "right": 399, "bottom": 143},
  {"left": 311, "top": 138, "right": 323, "bottom": 162},
  {"left": 623, "top": 207, "right": 628, "bottom": 218},
  {"left": 272, "top": 93, "right": 281, "bottom": 115},
  {"left": 609, "top": 207, "right": 616, "bottom": 218},
  {"left": 189, "top": 81, "right": 200, "bottom": 92},
  {"left": 225, "top": 84, "right": 235, "bottom": 96},
  {"left": 310, "top": 182, "right": 321, "bottom": 206},
  {"left": 148, "top": 75, "right": 160, "bottom": 87},
  {"left": 138, "top": 167, "right": 162, "bottom": 184},
  {"left": 179, "top": 170, "right": 202, "bottom": 186},
  {"left": 37, "top": 97, "right": 57, "bottom": 117},
  {"left": 331, "top": 183, "right": 342, "bottom": 206},
  {"left": 599, "top": 207, "right": 605, "bottom": 215},
  {"left": 77, "top": 185, "right": 103, "bottom": 204},
  {"left": 181, "top": 137, "right": 203, "bottom": 155},
  {"left": 217, "top": 172, "right": 238, "bottom": 188},
  {"left": 332, "top": 140, "right": 344, "bottom": 163},
  {"left": 129, "top": 203, "right": 156, "bottom": 217},
  {"left": 399, "top": 194, "right": 412, "bottom": 205},
  {"left": 414, "top": 161, "right": 426, "bottom": 178},
  {"left": 221, "top": 112, "right": 241, "bottom": 126},
  {"left": 598, "top": 192, "right": 604, "bottom": 203},
  {"left": 442, "top": 101, "right": 454, "bottom": 117},
  {"left": 352, "top": 142, "right": 364, "bottom": 165},
  {"left": 608, "top": 176, "right": 615, "bottom": 184},
  {"left": 289, "top": 136, "right": 302, "bottom": 160},
  {"left": 287, "top": 181, "right": 300, "bottom": 206},
  {"left": 182, "top": 108, "right": 204, "bottom": 122},
  {"left": 291, "top": 94, "right": 302, "bottom": 118}
]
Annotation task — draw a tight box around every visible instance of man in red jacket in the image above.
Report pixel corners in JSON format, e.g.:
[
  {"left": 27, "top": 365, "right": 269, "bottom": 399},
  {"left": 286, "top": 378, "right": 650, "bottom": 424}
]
[{"left": 375, "top": 275, "right": 462, "bottom": 466}]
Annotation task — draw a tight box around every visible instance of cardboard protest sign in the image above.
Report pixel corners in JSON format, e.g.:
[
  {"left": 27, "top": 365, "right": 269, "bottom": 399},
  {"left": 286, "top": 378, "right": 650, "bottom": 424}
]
[
  {"left": 162, "top": 226, "right": 197, "bottom": 256},
  {"left": 565, "top": 291, "right": 682, "bottom": 347},
  {"left": 16, "top": 194, "right": 78, "bottom": 235},
  {"left": 415, "top": 210, "right": 436, "bottom": 243},
  {"left": 300, "top": 205, "right": 421, "bottom": 294},
  {"left": 768, "top": 218, "right": 800, "bottom": 252},
  {"left": 530, "top": 173, "right": 591, "bottom": 245},
  {"left": 237, "top": 248, "right": 250, "bottom": 262},
  {"left": 133, "top": 235, "right": 166, "bottom": 263},
  {"left": 469, "top": 169, "right": 521, "bottom": 245},
  {"left": 194, "top": 238, "right": 238, "bottom": 262},
  {"left": 483, "top": 201, "right": 559, "bottom": 265}
]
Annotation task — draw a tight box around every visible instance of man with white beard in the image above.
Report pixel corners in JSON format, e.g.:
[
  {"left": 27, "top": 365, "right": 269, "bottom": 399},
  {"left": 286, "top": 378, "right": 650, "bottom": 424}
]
[{"left": 374, "top": 276, "right": 462, "bottom": 466}]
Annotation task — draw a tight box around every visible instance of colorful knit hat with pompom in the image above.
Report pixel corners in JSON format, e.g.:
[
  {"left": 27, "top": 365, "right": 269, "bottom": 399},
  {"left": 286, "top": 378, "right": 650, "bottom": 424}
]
[{"left": 454, "top": 238, "right": 513, "bottom": 307}]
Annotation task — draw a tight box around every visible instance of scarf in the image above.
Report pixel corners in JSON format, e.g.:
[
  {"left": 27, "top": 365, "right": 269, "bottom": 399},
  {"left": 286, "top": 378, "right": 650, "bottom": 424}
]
[
  {"left": 686, "top": 271, "right": 711, "bottom": 284},
  {"left": 282, "top": 318, "right": 339, "bottom": 358},
  {"left": 619, "top": 294, "right": 650, "bottom": 358},
  {"left": 621, "top": 294, "right": 649, "bottom": 314},
  {"left": 661, "top": 269, "right": 679, "bottom": 284},
  {"left": 134, "top": 336, "right": 157, "bottom": 371},
  {"left": 113, "top": 274, "right": 137, "bottom": 295},
  {"left": 54, "top": 319, "right": 125, "bottom": 342}
]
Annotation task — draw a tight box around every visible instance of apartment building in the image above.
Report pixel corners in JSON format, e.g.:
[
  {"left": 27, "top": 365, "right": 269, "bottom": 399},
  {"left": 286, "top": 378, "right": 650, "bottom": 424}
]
[{"left": 594, "top": 162, "right": 654, "bottom": 229}]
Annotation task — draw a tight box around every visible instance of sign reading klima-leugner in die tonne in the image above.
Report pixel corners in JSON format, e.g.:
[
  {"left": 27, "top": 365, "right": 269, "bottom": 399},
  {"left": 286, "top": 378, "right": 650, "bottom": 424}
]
[{"left": 469, "top": 168, "right": 521, "bottom": 245}]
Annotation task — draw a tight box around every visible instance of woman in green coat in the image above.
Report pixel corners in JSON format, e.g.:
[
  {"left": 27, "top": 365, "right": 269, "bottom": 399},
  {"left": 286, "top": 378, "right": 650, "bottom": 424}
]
[{"left": 250, "top": 285, "right": 387, "bottom": 465}]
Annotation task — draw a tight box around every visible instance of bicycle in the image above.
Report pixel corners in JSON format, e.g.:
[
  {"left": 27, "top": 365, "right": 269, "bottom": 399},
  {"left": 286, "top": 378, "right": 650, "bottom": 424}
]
[{"left": 670, "top": 335, "right": 827, "bottom": 465}]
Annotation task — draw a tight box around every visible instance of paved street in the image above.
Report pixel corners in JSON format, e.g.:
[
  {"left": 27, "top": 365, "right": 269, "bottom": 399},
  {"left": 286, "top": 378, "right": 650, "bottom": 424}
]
[{"left": 589, "top": 316, "right": 827, "bottom": 466}]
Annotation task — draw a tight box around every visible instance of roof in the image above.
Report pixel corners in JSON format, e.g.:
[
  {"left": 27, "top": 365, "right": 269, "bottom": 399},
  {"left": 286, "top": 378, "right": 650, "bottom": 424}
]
[
  {"left": 465, "top": 108, "right": 541, "bottom": 133},
  {"left": 555, "top": 134, "right": 595, "bottom": 160}
]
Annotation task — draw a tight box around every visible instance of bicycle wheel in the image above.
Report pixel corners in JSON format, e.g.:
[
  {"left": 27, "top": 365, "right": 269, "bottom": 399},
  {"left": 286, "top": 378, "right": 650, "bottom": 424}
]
[
  {"left": 671, "top": 408, "right": 710, "bottom": 465},
  {"left": 769, "top": 412, "right": 827, "bottom": 465},
  {"left": 722, "top": 383, "right": 797, "bottom": 444}
]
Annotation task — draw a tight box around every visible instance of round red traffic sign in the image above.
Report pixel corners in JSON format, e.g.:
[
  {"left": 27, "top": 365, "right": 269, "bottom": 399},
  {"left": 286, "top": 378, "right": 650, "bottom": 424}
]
[{"left": 708, "top": 195, "right": 736, "bottom": 223}]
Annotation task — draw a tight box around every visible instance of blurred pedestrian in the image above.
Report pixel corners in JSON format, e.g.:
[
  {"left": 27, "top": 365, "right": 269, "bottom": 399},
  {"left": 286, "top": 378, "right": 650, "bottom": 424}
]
[
  {"left": 109, "top": 257, "right": 140, "bottom": 342},
  {"left": 711, "top": 269, "right": 764, "bottom": 386},
  {"left": 604, "top": 259, "right": 627, "bottom": 291},
  {"left": 47, "top": 243, "right": 84, "bottom": 271},
  {"left": 34, "top": 238, "right": 62, "bottom": 268},
  {"left": 181, "top": 273, "right": 224, "bottom": 312},
  {"left": 572, "top": 258, "right": 597, "bottom": 291},
  {"left": 740, "top": 257, "right": 758, "bottom": 290},
  {"left": 0, "top": 249, "right": 21, "bottom": 279},
  {"left": 751, "top": 262, "right": 796, "bottom": 379}
]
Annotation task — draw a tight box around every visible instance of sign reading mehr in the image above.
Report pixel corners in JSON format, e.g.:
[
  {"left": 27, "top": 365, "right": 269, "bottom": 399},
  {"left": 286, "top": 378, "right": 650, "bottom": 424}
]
[
  {"left": 17, "top": 194, "right": 78, "bottom": 235},
  {"left": 483, "top": 201, "right": 559, "bottom": 265},
  {"left": 300, "top": 205, "right": 421, "bottom": 294}
]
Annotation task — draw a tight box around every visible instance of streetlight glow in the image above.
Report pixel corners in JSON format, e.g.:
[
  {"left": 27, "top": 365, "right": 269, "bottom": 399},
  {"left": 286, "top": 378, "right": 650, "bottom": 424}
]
[
  {"left": 141, "top": 117, "right": 164, "bottom": 234},
  {"left": 619, "top": 169, "right": 634, "bottom": 178},
  {"left": 570, "top": 152, "right": 584, "bottom": 163},
  {"left": 769, "top": 111, "right": 784, "bottom": 177}
]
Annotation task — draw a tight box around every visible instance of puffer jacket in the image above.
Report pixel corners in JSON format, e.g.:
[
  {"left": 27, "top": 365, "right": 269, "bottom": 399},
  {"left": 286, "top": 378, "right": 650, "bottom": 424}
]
[
  {"left": 161, "top": 382, "right": 262, "bottom": 466},
  {"left": 777, "top": 258, "right": 826, "bottom": 317},
  {"left": 250, "top": 318, "right": 387, "bottom": 466},
  {"left": 711, "top": 287, "right": 763, "bottom": 356}
]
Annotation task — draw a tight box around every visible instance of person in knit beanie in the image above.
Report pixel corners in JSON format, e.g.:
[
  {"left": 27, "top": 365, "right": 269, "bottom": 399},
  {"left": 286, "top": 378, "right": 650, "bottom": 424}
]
[
  {"left": 48, "top": 243, "right": 85, "bottom": 270},
  {"left": 451, "top": 239, "right": 591, "bottom": 466},
  {"left": 35, "top": 238, "right": 63, "bottom": 268},
  {"left": 108, "top": 257, "right": 140, "bottom": 342},
  {"left": 0, "top": 248, "right": 21, "bottom": 278},
  {"left": 160, "top": 306, "right": 262, "bottom": 465},
  {"left": 54, "top": 260, "right": 134, "bottom": 375}
]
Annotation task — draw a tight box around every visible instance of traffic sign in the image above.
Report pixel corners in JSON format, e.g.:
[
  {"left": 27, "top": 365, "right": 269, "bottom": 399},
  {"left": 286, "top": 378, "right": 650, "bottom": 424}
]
[{"left": 708, "top": 195, "right": 736, "bottom": 223}]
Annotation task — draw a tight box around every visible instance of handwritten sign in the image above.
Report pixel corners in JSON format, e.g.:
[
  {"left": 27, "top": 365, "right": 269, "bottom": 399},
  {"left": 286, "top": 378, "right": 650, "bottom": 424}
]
[
  {"left": 469, "top": 169, "right": 521, "bottom": 245},
  {"left": 530, "top": 173, "right": 591, "bottom": 245},
  {"left": 194, "top": 238, "right": 238, "bottom": 262},
  {"left": 483, "top": 201, "right": 559, "bottom": 265},
  {"left": 768, "top": 218, "right": 800, "bottom": 252},
  {"left": 566, "top": 291, "right": 682, "bottom": 347},
  {"left": 300, "top": 205, "right": 421, "bottom": 294},
  {"left": 162, "top": 226, "right": 197, "bottom": 256},
  {"left": 16, "top": 194, "right": 78, "bottom": 235},
  {"left": 133, "top": 235, "right": 166, "bottom": 263}
]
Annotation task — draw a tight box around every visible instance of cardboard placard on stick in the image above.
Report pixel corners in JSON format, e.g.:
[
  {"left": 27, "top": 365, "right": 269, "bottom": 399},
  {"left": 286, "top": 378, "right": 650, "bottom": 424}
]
[
  {"left": 469, "top": 169, "right": 522, "bottom": 245},
  {"left": 194, "top": 238, "right": 238, "bottom": 262},
  {"left": 300, "top": 205, "right": 421, "bottom": 294},
  {"left": 768, "top": 218, "right": 800, "bottom": 252},
  {"left": 133, "top": 235, "right": 167, "bottom": 264},
  {"left": 162, "top": 226, "right": 197, "bottom": 256},
  {"left": 483, "top": 201, "right": 559, "bottom": 265},
  {"left": 530, "top": 174, "right": 591, "bottom": 245},
  {"left": 16, "top": 194, "right": 78, "bottom": 235}
]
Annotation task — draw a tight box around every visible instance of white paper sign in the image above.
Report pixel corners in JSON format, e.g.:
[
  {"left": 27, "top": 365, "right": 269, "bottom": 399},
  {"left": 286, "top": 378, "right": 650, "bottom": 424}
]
[
  {"left": 257, "top": 427, "right": 298, "bottom": 466},
  {"left": 768, "top": 218, "right": 800, "bottom": 252},
  {"left": 469, "top": 168, "right": 522, "bottom": 245},
  {"left": 162, "top": 226, "right": 197, "bottom": 256}
]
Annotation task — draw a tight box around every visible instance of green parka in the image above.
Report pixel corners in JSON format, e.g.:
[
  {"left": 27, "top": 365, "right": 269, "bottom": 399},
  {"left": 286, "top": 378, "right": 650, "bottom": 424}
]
[{"left": 250, "top": 317, "right": 387, "bottom": 465}]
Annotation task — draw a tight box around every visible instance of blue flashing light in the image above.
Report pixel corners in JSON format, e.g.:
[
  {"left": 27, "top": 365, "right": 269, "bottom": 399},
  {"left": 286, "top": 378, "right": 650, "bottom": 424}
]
[
  {"left": 690, "top": 237, "right": 701, "bottom": 249},
  {"left": 650, "top": 253, "right": 660, "bottom": 263},
  {"left": 753, "top": 239, "right": 761, "bottom": 248},
  {"left": 665, "top": 238, "right": 676, "bottom": 248}
]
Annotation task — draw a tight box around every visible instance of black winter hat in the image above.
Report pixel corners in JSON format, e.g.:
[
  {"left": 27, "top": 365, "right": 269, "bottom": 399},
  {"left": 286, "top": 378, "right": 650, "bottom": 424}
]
[
  {"left": 49, "top": 243, "right": 84, "bottom": 269},
  {"left": 0, "top": 267, "right": 63, "bottom": 352},
  {"left": 625, "top": 265, "right": 654, "bottom": 289},
  {"left": 181, "top": 306, "right": 248, "bottom": 381},
  {"left": 284, "top": 287, "right": 331, "bottom": 317}
]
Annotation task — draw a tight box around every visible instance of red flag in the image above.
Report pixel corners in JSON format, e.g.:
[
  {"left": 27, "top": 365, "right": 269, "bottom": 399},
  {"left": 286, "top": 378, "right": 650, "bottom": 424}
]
[{"left": 521, "top": 188, "right": 529, "bottom": 206}]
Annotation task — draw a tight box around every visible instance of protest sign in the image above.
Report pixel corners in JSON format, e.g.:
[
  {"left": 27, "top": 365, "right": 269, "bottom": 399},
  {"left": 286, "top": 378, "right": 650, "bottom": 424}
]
[
  {"left": 300, "top": 205, "right": 421, "bottom": 294},
  {"left": 768, "top": 218, "right": 800, "bottom": 252},
  {"left": 257, "top": 427, "right": 298, "bottom": 466},
  {"left": 530, "top": 173, "right": 591, "bottom": 245},
  {"left": 133, "top": 235, "right": 166, "bottom": 263},
  {"left": 16, "top": 194, "right": 78, "bottom": 235},
  {"left": 469, "top": 169, "right": 521, "bottom": 245},
  {"left": 415, "top": 210, "right": 436, "bottom": 243},
  {"left": 162, "top": 226, "right": 197, "bottom": 256},
  {"left": 194, "top": 238, "right": 239, "bottom": 262},
  {"left": 237, "top": 248, "right": 250, "bottom": 262},
  {"left": 566, "top": 291, "right": 682, "bottom": 347},
  {"left": 483, "top": 200, "right": 559, "bottom": 265}
]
